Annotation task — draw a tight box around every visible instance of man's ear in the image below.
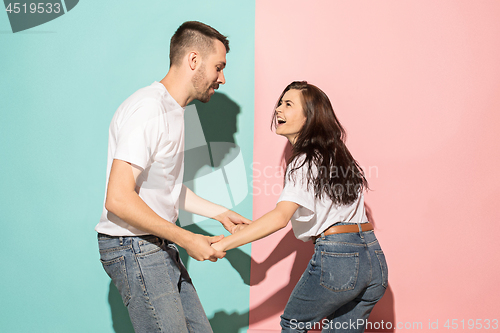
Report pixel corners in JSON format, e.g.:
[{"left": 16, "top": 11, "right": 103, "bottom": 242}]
[{"left": 188, "top": 51, "right": 198, "bottom": 70}]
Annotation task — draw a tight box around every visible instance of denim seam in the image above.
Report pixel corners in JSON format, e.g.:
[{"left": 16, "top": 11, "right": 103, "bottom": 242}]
[
  {"left": 375, "top": 250, "right": 388, "bottom": 288},
  {"left": 134, "top": 238, "right": 171, "bottom": 325},
  {"left": 132, "top": 246, "right": 163, "bottom": 332},
  {"left": 100, "top": 255, "right": 132, "bottom": 306},
  {"left": 186, "top": 319, "right": 193, "bottom": 333},
  {"left": 316, "top": 241, "right": 366, "bottom": 246},
  {"left": 134, "top": 243, "right": 188, "bottom": 332},
  {"left": 136, "top": 244, "right": 163, "bottom": 258},
  {"left": 366, "top": 245, "right": 373, "bottom": 285},
  {"left": 100, "top": 255, "right": 125, "bottom": 265},
  {"left": 99, "top": 244, "right": 133, "bottom": 254}
]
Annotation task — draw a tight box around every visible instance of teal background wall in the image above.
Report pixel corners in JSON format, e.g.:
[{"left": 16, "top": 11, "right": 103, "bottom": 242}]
[{"left": 0, "top": 1, "right": 254, "bottom": 332}]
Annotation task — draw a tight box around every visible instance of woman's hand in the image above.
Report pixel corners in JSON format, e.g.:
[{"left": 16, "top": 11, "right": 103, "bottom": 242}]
[{"left": 211, "top": 240, "right": 226, "bottom": 253}]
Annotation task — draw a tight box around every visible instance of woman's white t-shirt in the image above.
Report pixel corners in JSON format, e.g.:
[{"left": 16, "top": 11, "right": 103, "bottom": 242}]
[{"left": 278, "top": 159, "right": 368, "bottom": 242}]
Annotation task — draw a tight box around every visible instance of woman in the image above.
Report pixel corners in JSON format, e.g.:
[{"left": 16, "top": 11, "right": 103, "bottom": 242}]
[{"left": 212, "top": 81, "right": 388, "bottom": 332}]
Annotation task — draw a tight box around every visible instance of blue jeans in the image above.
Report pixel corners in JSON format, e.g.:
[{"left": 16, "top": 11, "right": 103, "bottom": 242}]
[
  {"left": 97, "top": 234, "right": 213, "bottom": 333},
  {"left": 280, "top": 226, "right": 388, "bottom": 333}
]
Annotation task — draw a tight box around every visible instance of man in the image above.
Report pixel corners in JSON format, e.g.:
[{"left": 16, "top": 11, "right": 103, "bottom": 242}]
[{"left": 95, "top": 21, "right": 250, "bottom": 333}]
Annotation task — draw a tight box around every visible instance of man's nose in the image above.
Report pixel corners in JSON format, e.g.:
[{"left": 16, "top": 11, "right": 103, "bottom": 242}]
[{"left": 218, "top": 71, "right": 226, "bottom": 85}]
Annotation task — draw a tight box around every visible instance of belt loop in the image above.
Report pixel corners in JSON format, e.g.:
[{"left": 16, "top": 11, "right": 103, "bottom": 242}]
[
  {"left": 321, "top": 232, "right": 326, "bottom": 240},
  {"left": 119, "top": 236, "right": 124, "bottom": 246},
  {"left": 357, "top": 222, "right": 364, "bottom": 239}
]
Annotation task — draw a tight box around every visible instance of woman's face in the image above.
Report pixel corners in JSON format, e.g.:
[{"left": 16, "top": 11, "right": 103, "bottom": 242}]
[{"left": 275, "top": 89, "right": 307, "bottom": 144}]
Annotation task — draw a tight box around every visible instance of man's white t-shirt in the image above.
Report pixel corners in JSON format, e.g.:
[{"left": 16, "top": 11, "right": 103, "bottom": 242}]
[
  {"left": 95, "top": 82, "right": 185, "bottom": 236},
  {"left": 278, "top": 158, "right": 368, "bottom": 242}
]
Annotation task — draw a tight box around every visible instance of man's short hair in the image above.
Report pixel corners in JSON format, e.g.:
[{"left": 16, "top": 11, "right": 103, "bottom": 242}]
[{"left": 170, "top": 21, "right": 230, "bottom": 67}]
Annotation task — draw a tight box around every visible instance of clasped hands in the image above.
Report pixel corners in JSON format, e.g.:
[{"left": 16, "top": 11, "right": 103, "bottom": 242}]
[{"left": 186, "top": 210, "right": 250, "bottom": 262}]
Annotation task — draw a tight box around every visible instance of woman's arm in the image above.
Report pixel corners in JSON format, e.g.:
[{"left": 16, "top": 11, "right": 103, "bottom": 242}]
[{"left": 212, "top": 201, "right": 299, "bottom": 252}]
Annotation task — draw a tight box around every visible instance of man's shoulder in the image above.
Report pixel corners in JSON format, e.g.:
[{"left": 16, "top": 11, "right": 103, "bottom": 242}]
[
  {"left": 108, "top": 85, "right": 163, "bottom": 129},
  {"left": 122, "top": 82, "right": 182, "bottom": 113},
  {"left": 126, "top": 82, "right": 166, "bottom": 106},
  {"left": 114, "top": 83, "right": 167, "bottom": 117}
]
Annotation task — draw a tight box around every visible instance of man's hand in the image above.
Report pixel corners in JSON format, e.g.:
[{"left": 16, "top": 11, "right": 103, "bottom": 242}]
[
  {"left": 215, "top": 210, "right": 252, "bottom": 234},
  {"left": 232, "top": 224, "right": 248, "bottom": 233},
  {"left": 183, "top": 233, "right": 226, "bottom": 262}
]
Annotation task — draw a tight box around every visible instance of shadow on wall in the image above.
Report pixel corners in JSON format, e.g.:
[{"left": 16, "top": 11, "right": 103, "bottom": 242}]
[
  {"left": 179, "top": 93, "right": 252, "bottom": 332},
  {"left": 106, "top": 92, "right": 251, "bottom": 333}
]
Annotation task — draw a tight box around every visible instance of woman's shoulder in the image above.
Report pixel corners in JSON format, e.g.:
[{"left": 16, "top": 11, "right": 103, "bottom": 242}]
[
  {"left": 289, "top": 154, "right": 320, "bottom": 172},
  {"left": 287, "top": 154, "right": 307, "bottom": 173},
  {"left": 286, "top": 154, "right": 318, "bottom": 187}
]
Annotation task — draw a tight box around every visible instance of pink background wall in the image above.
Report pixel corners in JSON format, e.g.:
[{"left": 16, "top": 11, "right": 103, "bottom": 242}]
[{"left": 250, "top": 1, "right": 500, "bottom": 331}]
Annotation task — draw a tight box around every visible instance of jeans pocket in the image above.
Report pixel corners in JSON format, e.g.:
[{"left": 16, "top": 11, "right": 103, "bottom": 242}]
[
  {"left": 375, "top": 250, "right": 389, "bottom": 288},
  {"left": 320, "top": 252, "right": 359, "bottom": 292},
  {"left": 100, "top": 255, "right": 131, "bottom": 306},
  {"left": 137, "top": 237, "right": 163, "bottom": 257}
]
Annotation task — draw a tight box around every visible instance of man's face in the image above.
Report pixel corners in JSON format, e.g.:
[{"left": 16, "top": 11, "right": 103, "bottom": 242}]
[{"left": 192, "top": 40, "right": 227, "bottom": 103}]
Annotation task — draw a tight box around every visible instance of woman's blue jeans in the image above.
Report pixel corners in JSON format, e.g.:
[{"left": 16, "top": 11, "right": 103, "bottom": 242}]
[
  {"left": 280, "top": 226, "right": 388, "bottom": 332},
  {"left": 97, "top": 234, "right": 213, "bottom": 333}
]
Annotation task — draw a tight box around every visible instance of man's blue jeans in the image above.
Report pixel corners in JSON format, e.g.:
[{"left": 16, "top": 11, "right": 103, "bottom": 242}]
[
  {"left": 98, "top": 234, "right": 213, "bottom": 333},
  {"left": 280, "top": 227, "right": 388, "bottom": 333}
]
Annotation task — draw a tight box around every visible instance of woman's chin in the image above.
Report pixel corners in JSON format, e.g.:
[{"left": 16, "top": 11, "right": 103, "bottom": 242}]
[{"left": 276, "top": 132, "right": 292, "bottom": 142}]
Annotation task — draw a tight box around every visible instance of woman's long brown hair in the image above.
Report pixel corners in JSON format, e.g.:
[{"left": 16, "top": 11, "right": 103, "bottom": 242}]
[{"left": 272, "top": 81, "right": 368, "bottom": 205}]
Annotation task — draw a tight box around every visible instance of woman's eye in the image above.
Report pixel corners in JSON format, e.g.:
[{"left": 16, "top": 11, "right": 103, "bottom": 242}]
[{"left": 286, "top": 103, "right": 291, "bottom": 107}]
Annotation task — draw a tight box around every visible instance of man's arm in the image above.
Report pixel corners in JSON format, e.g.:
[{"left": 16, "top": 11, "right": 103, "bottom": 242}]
[
  {"left": 211, "top": 201, "right": 299, "bottom": 252},
  {"left": 179, "top": 184, "right": 251, "bottom": 234},
  {"left": 105, "top": 159, "right": 225, "bottom": 261}
]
